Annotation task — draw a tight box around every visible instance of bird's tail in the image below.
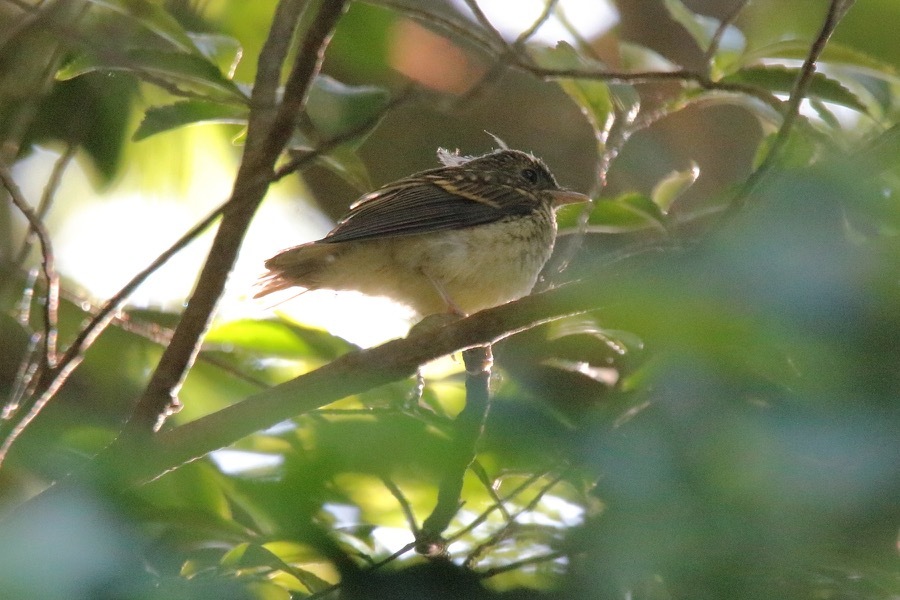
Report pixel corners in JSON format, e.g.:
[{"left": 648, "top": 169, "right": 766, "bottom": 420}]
[{"left": 253, "top": 242, "right": 338, "bottom": 299}]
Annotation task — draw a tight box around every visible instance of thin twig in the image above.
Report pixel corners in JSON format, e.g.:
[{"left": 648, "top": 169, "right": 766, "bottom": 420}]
[
  {"left": 514, "top": 0, "right": 559, "bottom": 48},
  {"left": 304, "top": 540, "right": 421, "bottom": 600},
  {"left": 2, "top": 332, "right": 39, "bottom": 419},
  {"left": 477, "top": 550, "right": 567, "bottom": 579},
  {"left": 381, "top": 477, "right": 420, "bottom": 534},
  {"left": 368, "top": 0, "right": 782, "bottom": 117},
  {"left": 702, "top": 0, "right": 748, "bottom": 65},
  {"left": 724, "top": 0, "right": 851, "bottom": 214},
  {"left": 15, "top": 143, "right": 76, "bottom": 267},
  {"left": 369, "top": 541, "right": 419, "bottom": 570},
  {"left": 0, "top": 88, "right": 408, "bottom": 468},
  {"left": 366, "top": 0, "right": 500, "bottom": 55},
  {"left": 447, "top": 468, "right": 553, "bottom": 542},
  {"left": 462, "top": 0, "right": 508, "bottom": 50},
  {"left": 464, "top": 469, "right": 566, "bottom": 567},
  {"left": 272, "top": 87, "right": 416, "bottom": 181},
  {"left": 0, "top": 165, "right": 58, "bottom": 367},
  {"left": 470, "top": 460, "right": 512, "bottom": 522}
]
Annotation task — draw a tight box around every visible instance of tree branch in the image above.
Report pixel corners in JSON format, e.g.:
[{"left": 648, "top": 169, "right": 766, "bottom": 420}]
[
  {"left": 139, "top": 279, "right": 600, "bottom": 483},
  {"left": 128, "top": 0, "right": 349, "bottom": 434},
  {"left": 417, "top": 344, "right": 494, "bottom": 556},
  {"left": 0, "top": 165, "right": 58, "bottom": 368},
  {"left": 0, "top": 164, "right": 61, "bottom": 464},
  {"left": 14, "top": 142, "right": 75, "bottom": 268}
]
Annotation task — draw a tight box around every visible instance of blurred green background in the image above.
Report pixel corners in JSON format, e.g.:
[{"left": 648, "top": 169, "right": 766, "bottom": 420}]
[{"left": 0, "top": 0, "right": 898, "bottom": 598}]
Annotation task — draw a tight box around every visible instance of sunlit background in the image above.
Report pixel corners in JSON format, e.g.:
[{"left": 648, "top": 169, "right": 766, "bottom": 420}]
[
  {"left": 10, "top": 0, "right": 620, "bottom": 348},
  {"left": 3, "top": 0, "right": 900, "bottom": 598}
]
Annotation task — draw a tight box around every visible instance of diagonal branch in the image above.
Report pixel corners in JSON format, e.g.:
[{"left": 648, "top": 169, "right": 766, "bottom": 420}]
[
  {"left": 725, "top": 0, "right": 852, "bottom": 214},
  {"left": 128, "top": 0, "right": 350, "bottom": 434},
  {"left": 140, "top": 278, "right": 602, "bottom": 484}
]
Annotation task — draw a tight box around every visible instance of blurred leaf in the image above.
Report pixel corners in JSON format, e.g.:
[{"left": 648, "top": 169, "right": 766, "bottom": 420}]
[
  {"left": 22, "top": 71, "right": 139, "bottom": 183},
  {"left": 205, "top": 318, "right": 353, "bottom": 361},
  {"left": 825, "top": 0, "right": 900, "bottom": 71},
  {"left": 59, "top": 49, "right": 247, "bottom": 102},
  {"left": 305, "top": 75, "right": 390, "bottom": 141},
  {"left": 206, "top": 319, "right": 313, "bottom": 358},
  {"left": 246, "top": 581, "right": 292, "bottom": 600},
  {"left": 326, "top": 2, "right": 395, "bottom": 78},
  {"left": 532, "top": 42, "right": 614, "bottom": 138},
  {"left": 557, "top": 192, "right": 666, "bottom": 233},
  {"left": 84, "top": 0, "right": 196, "bottom": 52},
  {"left": 722, "top": 66, "right": 868, "bottom": 113},
  {"left": 662, "top": 0, "right": 719, "bottom": 52},
  {"left": 619, "top": 41, "right": 678, "bottom": 72},
  {"left": 220, "top": 541, "right": 329, "bottom": 594},
  {"left": 188, "top": 32, "right": 243, "bottom": 77},
  {"left": 651, "top": 162, "right": 700, "bottom": 214},
  {"left": 740, "top": 40, "right": 899, "bottom": 77},
  {"left": 752, "top": 129, "right": 819, "bottom": 170},
  {"left": 315, "top": 145, "right": 374, "bottom": 192},
  {"left": 547, "top": 318, "right": 644, "bottom": 355},
  {"left": 140, "top": 460, "right": 233, "bottom": 520},
  {"left": 134, "top": 100, "right": 248, "bottom": 140}
]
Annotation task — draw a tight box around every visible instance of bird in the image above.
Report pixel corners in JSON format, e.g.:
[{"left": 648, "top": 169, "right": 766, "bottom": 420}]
[{"left": 255, "top": 148, "right": 590, "bottom": 317}]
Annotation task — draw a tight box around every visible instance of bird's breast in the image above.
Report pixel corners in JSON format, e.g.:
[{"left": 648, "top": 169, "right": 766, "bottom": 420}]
[{"left": 393, "top": 208, "right": 557, "bottom": 314}]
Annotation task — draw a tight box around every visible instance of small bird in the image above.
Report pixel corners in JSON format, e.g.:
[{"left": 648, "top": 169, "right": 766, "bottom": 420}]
[{"left": 256, "top": 148, "right": 589, "bottom": 316}]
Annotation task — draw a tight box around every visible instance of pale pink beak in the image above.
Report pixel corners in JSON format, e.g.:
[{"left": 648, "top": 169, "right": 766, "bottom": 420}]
[{"left": 549, "top": 189, "right": 592, "bottom": 207}]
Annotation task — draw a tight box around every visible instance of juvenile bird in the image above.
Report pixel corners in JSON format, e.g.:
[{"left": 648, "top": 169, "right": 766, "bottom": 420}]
[{"left": 256, "top": 148, "right": 589, "bottom": 316}]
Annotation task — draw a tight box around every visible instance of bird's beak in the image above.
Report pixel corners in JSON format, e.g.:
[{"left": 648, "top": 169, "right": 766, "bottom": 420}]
[{"left": 549, "top": 189, "right": 591, "bottom": 207}]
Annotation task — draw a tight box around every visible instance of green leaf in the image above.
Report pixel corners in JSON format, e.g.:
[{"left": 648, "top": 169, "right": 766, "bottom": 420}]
[
  {"left": 326, "top": 2, "right": 395, "bottom": 78},
  {"left": 532, "top": 42, "right": 640, "bottom": 142},
  {"left": 651, "top": 162, "right": 700, "bottom": 214},
  {"left": 141, "top": 460, "right": 233, "bottom": 519},
  {"left": 315, "top": 145, "right": 374, "bottom": 192},
  {"left": 220, "top": 540, "right": 331, "bottom": 594},
  {"left": 84, "top": 0, "right": 196, "bottom": 52},
  {"left": 59, "top": 49, "right": 247, "bottom": 102},
  {"left": 305, "top": 75, "right": 390, "bottom": 140},
  {"left": 663, "top": 0, "right": 719, "bottom": 52},
  {"left": 619, "top": 41, "right": 678, "bottom": 72},
  {"left": 262, "top": 542, "right": 332, "bottom": 592},
  {"left": 134, "top": 100, "right": 248, "bottom": 141},
  {"left": 188, "top": 33, "right": 243, "bottom": 78},
  {"left": 752, "top": 129, "right": 819, "bottom": 170},
  {"left": 205, "top": 318, "right": 353, "bottom": 361},
  {"left": 722, "top": 66, "right": 868, "bottom": 112},
  {"left": 558, "top": 192, "right": 666, "bottom": 233},
  {"left": 740, "top": 40, "right": 899, "bottom": 77},
  {"left": 589, "top": 193, "right": 666, "bottom": 232},
  {"left": 24, "top": 71, "right": 139, "bottom": 184}
]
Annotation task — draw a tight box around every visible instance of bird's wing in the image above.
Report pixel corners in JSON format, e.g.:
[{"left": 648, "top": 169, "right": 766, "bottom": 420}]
[{"left": 322, "top": 175, "right": 539, "bottom": 243}]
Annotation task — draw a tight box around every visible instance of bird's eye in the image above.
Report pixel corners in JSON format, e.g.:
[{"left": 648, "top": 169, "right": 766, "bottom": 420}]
[{"left": 521, "top": 168, "right": 538, "bottom": 183}]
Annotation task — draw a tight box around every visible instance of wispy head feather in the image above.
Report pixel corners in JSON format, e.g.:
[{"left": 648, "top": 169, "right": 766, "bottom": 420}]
[
  {"left": 436, "top": 147, "right": 474, "bottom": 167},
  {"left": 484, "top": 131, "right": 509, "bottom": 150}
]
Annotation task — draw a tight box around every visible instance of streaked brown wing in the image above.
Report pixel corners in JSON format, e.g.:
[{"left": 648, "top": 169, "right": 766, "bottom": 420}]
[{"left": 322, "top": 174, "right": 540, "bottom": 244}]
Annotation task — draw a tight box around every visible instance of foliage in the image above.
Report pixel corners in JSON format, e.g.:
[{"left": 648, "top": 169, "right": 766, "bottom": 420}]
[{"left": 1, "top": 0, "right": 898, "bottom": 599}]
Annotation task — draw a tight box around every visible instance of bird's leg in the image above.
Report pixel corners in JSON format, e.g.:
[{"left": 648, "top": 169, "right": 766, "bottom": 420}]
[
  {"left": 421, "top": 269, "right": 465, "bottom": 316},
  {"left": 409, "top": 270, "right": 466, "bottom": 338}
]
